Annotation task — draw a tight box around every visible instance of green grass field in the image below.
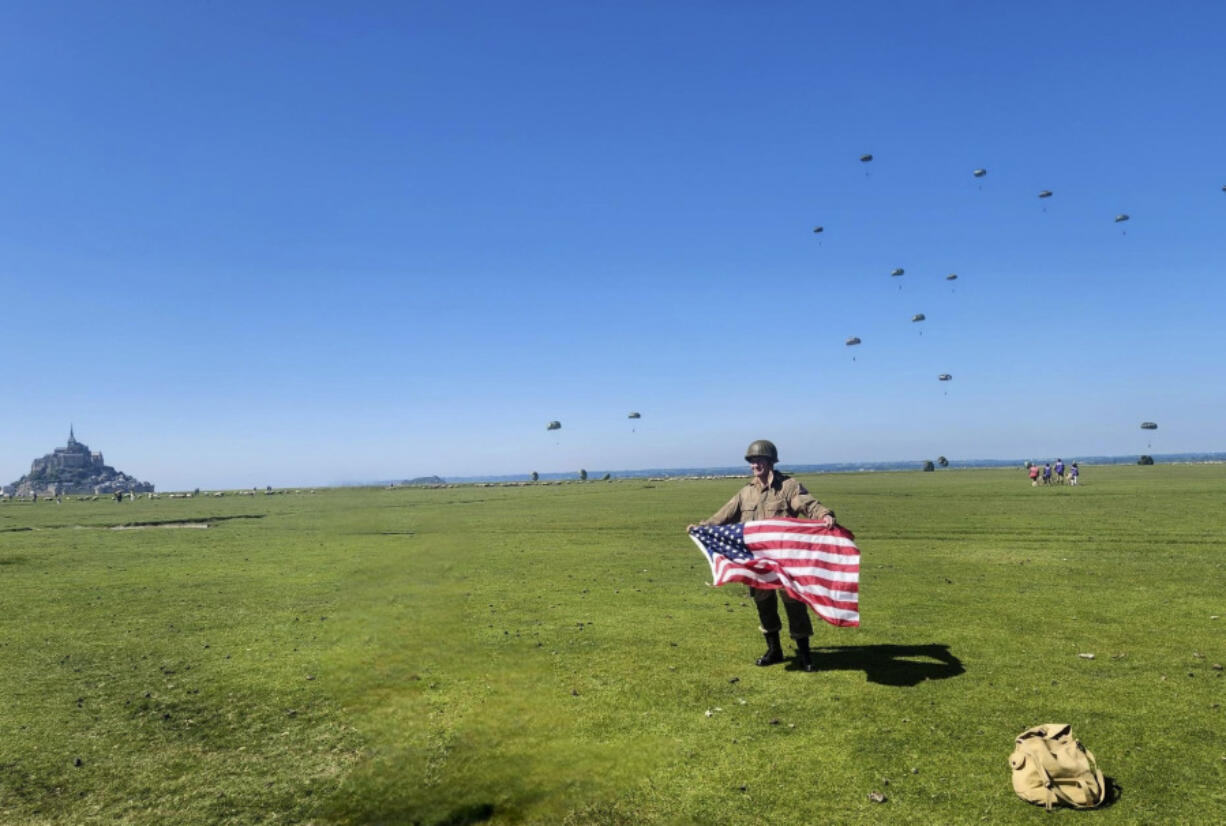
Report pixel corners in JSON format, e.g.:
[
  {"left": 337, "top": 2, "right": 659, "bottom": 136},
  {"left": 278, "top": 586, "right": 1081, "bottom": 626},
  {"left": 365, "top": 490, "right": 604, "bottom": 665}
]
[{"left": 2, "top": 465, "right": 1224, "bottom": 824}]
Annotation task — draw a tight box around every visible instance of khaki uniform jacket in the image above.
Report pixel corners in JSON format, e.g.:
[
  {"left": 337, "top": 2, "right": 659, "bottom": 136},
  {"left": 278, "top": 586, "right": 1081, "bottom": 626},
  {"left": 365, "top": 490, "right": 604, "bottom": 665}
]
[{"left": 701, "top": 471, "right": 833, "bottom": 526}]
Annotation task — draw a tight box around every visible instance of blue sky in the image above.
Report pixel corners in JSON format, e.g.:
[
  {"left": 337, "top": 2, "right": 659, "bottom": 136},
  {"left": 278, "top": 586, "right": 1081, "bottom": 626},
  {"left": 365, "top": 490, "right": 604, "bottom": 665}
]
[{"left": 3, "top": 1, "right": 1224, "bottom": 489}]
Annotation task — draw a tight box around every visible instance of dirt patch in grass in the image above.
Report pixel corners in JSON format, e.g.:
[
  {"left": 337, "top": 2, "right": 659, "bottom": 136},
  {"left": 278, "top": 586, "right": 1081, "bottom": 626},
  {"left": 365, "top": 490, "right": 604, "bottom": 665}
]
[
  {"left": 108, "top": 514, "right": 268, "bottom": 530},
  {"left": 4, "top": 514, "right": 267, "bottom": 532}
]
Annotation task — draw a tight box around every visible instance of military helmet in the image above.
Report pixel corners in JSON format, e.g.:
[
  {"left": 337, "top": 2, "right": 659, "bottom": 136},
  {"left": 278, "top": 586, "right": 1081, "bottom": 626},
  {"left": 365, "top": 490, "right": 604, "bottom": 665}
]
[{"left": 744, "top": 439, "right": 779, "bottom": 463}]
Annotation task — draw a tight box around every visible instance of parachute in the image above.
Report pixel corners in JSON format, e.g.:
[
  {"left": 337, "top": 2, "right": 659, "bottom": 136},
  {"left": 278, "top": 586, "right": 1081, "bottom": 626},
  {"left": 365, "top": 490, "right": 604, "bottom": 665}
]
[
  {"left": 890, "top": 268, "right": 904, "bottom": 276},
  {"left": 546, "top": 421, "right": 562, "bottom": 431},
  {"left": 859, "top": 153, "right": 873, "bottom": 162},
  {"left": 938, "top": 374, "right": 952, "bottom": 381},
  {"left": 812, "top": 226, "right": 824, "bottom": 234},
  {"left": 1140, "top": 421, "right": 1158, "bottom": 430},
  {"left": 937, "top": 456, "right": 949, "bottom": 468},
  {"left": 1114, "top": 213, "right": 1130, "bottom": 223},
  {"left": 911, "top": 313, "right": 926, "bottom": 322},
  {"left": 845, "top": 336, "right": 861, "bottom": 346},
  {"left": 1038, "top": 190, "right": 1053, "bottom": 198},
  {"left": 972, "top": 168, "right": 987, "bottom": 178},
  {"left": 945, "top": 273, "right": 958, "bottom": 281},
  {"left": 627, "top": 412, "right": 641, "bottom": 419}
]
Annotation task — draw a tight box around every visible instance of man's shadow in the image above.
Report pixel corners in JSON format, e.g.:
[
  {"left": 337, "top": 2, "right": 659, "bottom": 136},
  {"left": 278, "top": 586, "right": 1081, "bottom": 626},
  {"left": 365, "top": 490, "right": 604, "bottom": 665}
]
[{"left": 786, "top": 643, "right": 964, "bottom": 686}]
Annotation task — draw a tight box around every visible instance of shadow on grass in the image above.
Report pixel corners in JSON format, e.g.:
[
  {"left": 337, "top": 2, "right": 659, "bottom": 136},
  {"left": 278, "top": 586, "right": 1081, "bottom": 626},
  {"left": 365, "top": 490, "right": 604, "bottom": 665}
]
[
  {"left": 1100, "top": 776, "right": 1122, "bottom": 808},
  {"left": 434, "top": 802, "right": 496, "bottom": 825},
  {"left": 789, "top": 643, "right": 965, "bottom": 686}
]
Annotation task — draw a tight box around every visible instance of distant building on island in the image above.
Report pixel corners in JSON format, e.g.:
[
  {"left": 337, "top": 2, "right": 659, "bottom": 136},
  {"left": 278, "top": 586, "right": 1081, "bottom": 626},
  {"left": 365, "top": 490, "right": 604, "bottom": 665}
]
[
  {"left": 400, "top": 476, "right": 446, "bottom": 486},
  {"left": 3, "top": 427, "right": 154, "bottom": 497}
]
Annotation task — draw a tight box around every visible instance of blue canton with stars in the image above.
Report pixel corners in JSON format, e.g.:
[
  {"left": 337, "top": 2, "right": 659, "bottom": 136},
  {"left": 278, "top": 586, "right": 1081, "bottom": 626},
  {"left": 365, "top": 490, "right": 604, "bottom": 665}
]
[{"left": 690, "top": 523, "right": 753, "bottom": 562}]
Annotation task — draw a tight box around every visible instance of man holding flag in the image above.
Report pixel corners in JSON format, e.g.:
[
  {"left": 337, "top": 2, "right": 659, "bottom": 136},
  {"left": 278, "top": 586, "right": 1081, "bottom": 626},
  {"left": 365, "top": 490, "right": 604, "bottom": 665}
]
[{"left": 687, "top": 440, "right": 859, "bottom": 672}]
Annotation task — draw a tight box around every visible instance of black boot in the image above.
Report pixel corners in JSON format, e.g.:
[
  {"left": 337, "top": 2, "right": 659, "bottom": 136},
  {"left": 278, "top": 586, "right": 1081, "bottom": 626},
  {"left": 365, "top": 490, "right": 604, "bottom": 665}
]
[
  {"left": 755, "top": 631, "right": 785, "bottom": 666},
  {"left": 795, "top": 638, "right": 815, "bottom": 672}
]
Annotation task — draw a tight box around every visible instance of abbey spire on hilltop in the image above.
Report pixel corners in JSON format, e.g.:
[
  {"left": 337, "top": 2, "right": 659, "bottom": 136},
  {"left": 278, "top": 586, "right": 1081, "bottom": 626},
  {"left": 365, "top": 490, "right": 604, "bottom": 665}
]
[{"left": 3, "top": 428, "right": 154, "bottom": 497}]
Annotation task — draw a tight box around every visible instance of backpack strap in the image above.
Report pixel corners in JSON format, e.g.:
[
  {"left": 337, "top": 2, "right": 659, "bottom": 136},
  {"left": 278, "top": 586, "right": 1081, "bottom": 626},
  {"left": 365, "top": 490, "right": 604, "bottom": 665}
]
[
  {"left": 1048, "top": 743, "right": 1106, "bottom": 809},
  {"left": 1032, "top": 760, "right": 1058, "bottom": 811}
]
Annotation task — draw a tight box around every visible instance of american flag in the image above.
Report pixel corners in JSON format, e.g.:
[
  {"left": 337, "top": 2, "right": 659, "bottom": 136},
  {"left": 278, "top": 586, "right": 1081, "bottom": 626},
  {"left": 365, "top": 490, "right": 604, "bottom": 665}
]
[{"left": 688, "top": 518, "right": 860, "bottom": 627}]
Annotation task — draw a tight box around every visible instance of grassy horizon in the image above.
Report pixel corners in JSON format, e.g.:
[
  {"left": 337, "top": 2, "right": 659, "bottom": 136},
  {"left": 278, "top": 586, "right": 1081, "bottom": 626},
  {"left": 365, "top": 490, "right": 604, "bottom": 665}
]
[{"left": 1, "top": 464, "right": 1223, "bottom": 824}]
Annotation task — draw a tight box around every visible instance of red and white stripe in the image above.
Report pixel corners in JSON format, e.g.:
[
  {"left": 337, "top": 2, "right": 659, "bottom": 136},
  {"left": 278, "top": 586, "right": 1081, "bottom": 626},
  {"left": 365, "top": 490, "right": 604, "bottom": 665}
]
[{"left": 707, "top": 518, "right": 860, "bottom": 628}]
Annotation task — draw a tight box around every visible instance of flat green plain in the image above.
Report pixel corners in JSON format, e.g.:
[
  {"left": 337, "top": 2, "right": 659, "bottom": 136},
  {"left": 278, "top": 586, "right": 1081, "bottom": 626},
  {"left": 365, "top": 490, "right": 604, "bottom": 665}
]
[{"left": 1, "top": 464, "right": 1223, "bottom": 825}]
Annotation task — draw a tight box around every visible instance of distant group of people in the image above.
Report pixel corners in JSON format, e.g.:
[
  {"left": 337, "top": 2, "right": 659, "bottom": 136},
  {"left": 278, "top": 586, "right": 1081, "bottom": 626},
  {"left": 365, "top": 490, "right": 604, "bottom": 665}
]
[{"left": 1028, "top": 459, "right": 1079, "bottom": 486}]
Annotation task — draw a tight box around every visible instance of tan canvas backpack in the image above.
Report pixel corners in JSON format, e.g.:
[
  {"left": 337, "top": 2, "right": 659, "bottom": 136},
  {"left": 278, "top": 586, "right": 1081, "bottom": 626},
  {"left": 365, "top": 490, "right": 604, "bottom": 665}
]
[{"left": 1009, "top": 724, "right": 1107, "bottom": 810}]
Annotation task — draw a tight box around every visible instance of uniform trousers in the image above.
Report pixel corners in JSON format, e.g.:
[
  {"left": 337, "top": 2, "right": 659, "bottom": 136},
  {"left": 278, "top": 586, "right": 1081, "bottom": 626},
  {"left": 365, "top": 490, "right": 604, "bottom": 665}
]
[{"left": 750, "top": 586, "right": 813, "bottom": 640}]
